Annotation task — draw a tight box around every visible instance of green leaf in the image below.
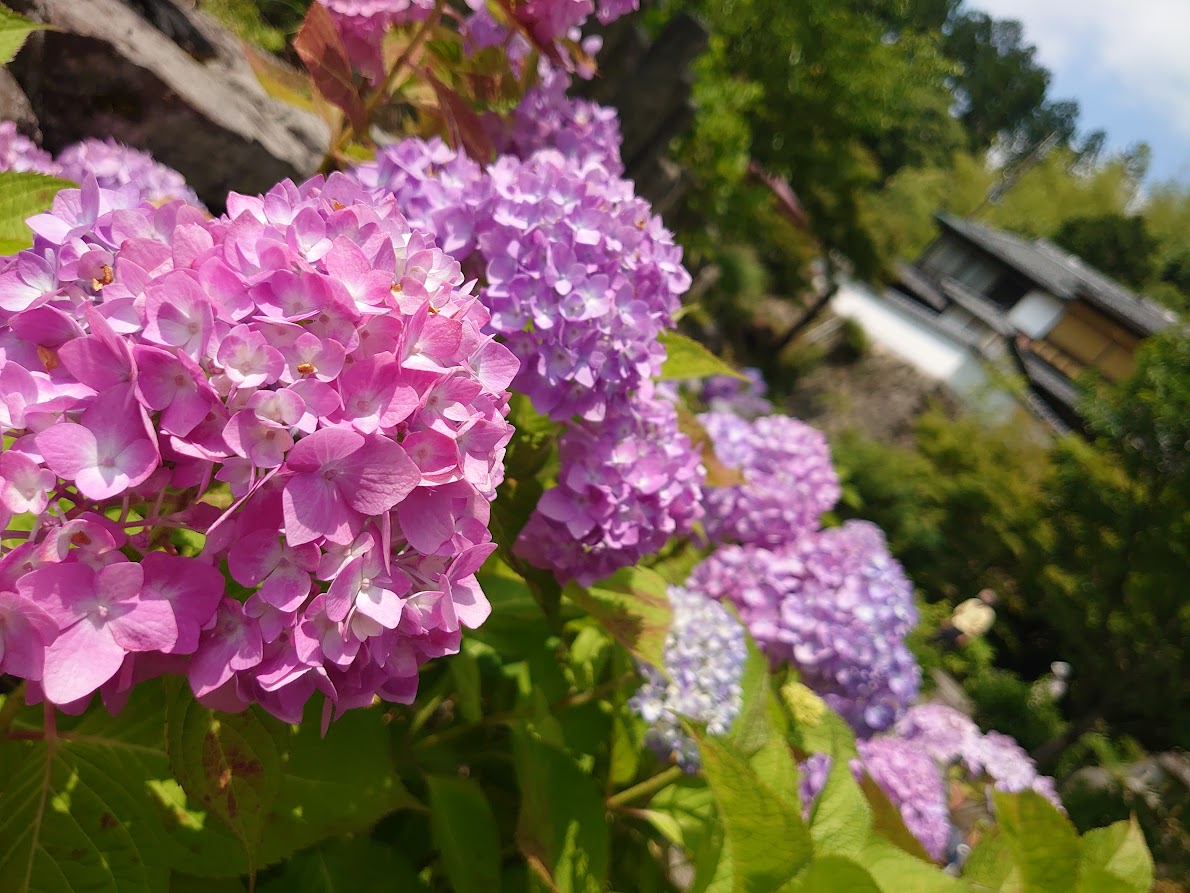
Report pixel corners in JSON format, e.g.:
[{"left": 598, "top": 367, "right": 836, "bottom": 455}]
[
  {"left": 809, "top": 754, "right": 872, "bottom": 856},
  {"left": 564, "top": 565, "right": 672, "bottom": 670},
  {"left": 658, "top": 330, "right": 747, "bottom": 381},
  {"left": 260, "top": 703, "right": 420, "bottom": 861},
  {"left": 647, "top": 777, "right": 718, "bottom": 852},
  {"left": 992, "top": 790, "right": 1081, "bottom": 893},
  {"left": 512, "top": 726, "right": 609, "bottom": 893},
  {"left": 962, "top": 829, "right": 1019, "bottom": 892},
  {"left": 0, "top": 171, "right": 75, "bottom": 255},
  {"left": 164, "top": 682, "right": 286, "bottom": 869},
  {"left": 450, "top": 646, "right": 483, "bottom": 724},
  {"left": 427, "top": 776, "right": 502, "bottom": 893},
  {"left": 1077, "top": 818, "right": 1152, "bottom": 893},
  {"left": 854, "top": 839, "right": 965, "bottom": 893},
  {"left": 0, "top": 685, "right": 243, "bottom": 892},
  {"left": 1076, "top": 871, "right": 1140, "bottom": 893},
  {"left": 0, "top": 4, "right": 51, "bottom": 64},
  {"left": 257, "top": 837, "right": 426, "bottom": 893},
  {"left": 790, "top": 856, "right": 882, "bottom": 892},
  {"left": 694, "top": 731, "right": 813, "bottom": 892}
]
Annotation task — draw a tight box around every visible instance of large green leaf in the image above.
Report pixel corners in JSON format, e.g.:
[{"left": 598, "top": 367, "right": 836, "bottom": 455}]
[
  {"left": 658, "top": 331, "right": 747, "bottom": 381},
  {"left": 428, "top": 776, "right": 502, "bottom": 893},
  {"left": 1077, "top": 818, "right": 1153, "bottom": 893},
  {"left": 859, "top": 773, "right": 934, "bottom": 862},
  {"left": 992, "top": 790, "right": 1081, "bottom": 893},
  {"left": 961, "top": 828, "right": 1019, "bottom": 893},
  {"left": 256, "top": 837, "right": 426, "bottom": 893},
  {"left": 0, "top": 682, "right": 418, "bottom": 891},
  {"left": 0, "top": 686, "right": 244, "bottom": 892},
  {"left": 0, "top": 4, "right": 51, "bottom": 65},
  {"left": 694, "top": 732, "right": 813, "bottom": 892},
  {"left": 0, "top": 171, "right": 75, "bottom": 255},
  {"left": 164, "top": 682, "right": 286, "bottom": 869},
  {"left": 563, "top": 565, "right": 672, "bottom": 670},
  {"left": 790, "top": 857, "right": 882, "bottom": 892},
  {"left": 512, "top": 726, "right": 608, "bottom": 893}
]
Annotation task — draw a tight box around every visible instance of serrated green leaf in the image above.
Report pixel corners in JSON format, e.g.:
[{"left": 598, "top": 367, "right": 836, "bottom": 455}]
[
  {"left": 428, "top": 776, "right": 502, "bottom": 893},
  {"left": 790, "top": 856, "right": 882, "bottom": 892},
  {"left": 0, "top": 171, "right": 75, "bottom": 255},
  {"left": 512, "top": 726, "right": 608, "bottom": 893},
  {"left": 564, "top": 566, "right": 672, "bottom": 670},
  {"left": 694, "top": 731, "right": 813, "bottom": 892},
  {"left": 1077, "top": 817, "right": 1153, "bottom": 893},
  {"left": 992, "top": 790, "right": 1081, "bottom": 893},
  {"left": 725, "top": 637, "right": 777, "bottom": 756},
  {"left": 164, "top": 682, "right": 286, "bottom": 868},
  {"left": 658, "top": 330, "right": 747, "bottom": 381},
  {"left": 0, "top": 3, "right": 51, "bottom": 64},
  {"left": 256, "top": 837, "right": 426, "bottom": 893}
]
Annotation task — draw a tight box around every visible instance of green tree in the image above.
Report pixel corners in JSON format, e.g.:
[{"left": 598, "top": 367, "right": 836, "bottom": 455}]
[
  {"left": 1051, "top": 214, "right": 1160, "bottom": 289},
  {"left": 1026, "top": 331, "right": 1190, "bottom": 763}
]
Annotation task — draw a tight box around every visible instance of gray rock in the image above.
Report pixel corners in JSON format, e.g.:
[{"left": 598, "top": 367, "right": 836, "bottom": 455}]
[
  {"left": 0, "top": 68, "right": 40, "bottom": 140},
  {"left": 7, "top": 0, "right": 329, "bottom": 210}
]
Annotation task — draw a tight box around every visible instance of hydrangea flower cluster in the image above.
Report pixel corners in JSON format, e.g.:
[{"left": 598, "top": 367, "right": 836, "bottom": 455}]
[
  {"left": 56, "top": 139, "right": 201, "bottom": 207},
  {"left": 699, "top": 412, "right": 840, "bottom": 548},
  {"left": 355, "top": 139, "right": 703, "bottom": 583},
  {"left": 488, "top": 63, "right": 624, "bottom": 174},
  {"left": 799, "top": 739, "right": 951, "bottom": 861},
  {"left": 698, "top": 367, "right": 772, "bottom": 418},
  {"left": 895, "top": 704, "right": 1061, "bottom": 806},
  {"left": 0, "top": 121, "right": 57, "bottom": 175},
  {"left": 629, "top": 584, "right": 746, "bottom": 771},
  {"left": 318, "top": 0, "right": 436, "bottom": 80},
  {"left": 687, "top": 521, "right": 921, "bottom": 735},
  {"left": 515, "top": 392, "right": 704, "bottom": 584},
  {"left": 0, "top": 123, "right": 199, "bottom": 209},
  {"left": 0, "top": 172, "right": 516, "bottom": 721}
]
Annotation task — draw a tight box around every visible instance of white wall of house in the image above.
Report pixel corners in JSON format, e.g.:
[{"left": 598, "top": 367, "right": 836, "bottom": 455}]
[
  {"left": 830, "top": 280, "right": 1017, "bottom": 420},
  {"left": 1007, "top": 289, "right": 1064, "bottom": 338}
]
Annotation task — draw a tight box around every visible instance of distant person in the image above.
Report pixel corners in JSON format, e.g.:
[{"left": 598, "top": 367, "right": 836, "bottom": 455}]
[{"left": 936, "top": 589, "right": 998, "bottom": 650}]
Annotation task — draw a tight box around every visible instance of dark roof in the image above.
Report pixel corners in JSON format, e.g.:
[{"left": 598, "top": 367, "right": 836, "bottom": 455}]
[{"left": 935, "top": 212, "right": 1177, "bottom": 336}]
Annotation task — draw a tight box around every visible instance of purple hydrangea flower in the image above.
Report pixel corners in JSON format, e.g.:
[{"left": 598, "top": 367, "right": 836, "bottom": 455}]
[
  {"left": 0, "top": 122, "right": 59, "bottom": 176},
  {"left": 894, "top": 703, "right": 1062, "bottom": 807},
  {"left": 56, "top": 138, "right": 200, "bottom": 207},
  {"left": 687, "top": 522, "right": 921, "bottom": 735},
  {"left": 629, "top": 584, "right": 746, "bottom": 771},
  {"left": 515, "top": 392, "right": 704, "bottom": 584},
  {"left": 318, "top": 0, "right": 436, "bottom": 79},
  {"left": 700, "top": 412, "right": 840, "bottom": 548},
  {"left": 699, "top": 367, "right": 772, "bottom": 418},
  {"left": 799, "top": 737, "right": 951, "bottom": 861}
]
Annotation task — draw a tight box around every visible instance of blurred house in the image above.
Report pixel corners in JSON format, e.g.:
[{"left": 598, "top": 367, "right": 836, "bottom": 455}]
[{"left": 831, "top": 212, "right": 1177, "bottom": 433}]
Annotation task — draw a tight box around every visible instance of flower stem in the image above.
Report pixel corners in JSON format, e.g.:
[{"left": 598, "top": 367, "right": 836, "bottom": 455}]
[{"left": 607, "top": 765, "right": 685, "bottom": 810}]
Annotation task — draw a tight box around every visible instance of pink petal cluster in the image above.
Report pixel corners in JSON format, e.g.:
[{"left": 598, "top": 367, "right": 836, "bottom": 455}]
[
  {"left": 0, "top": 173, "right": 515, "bottom": 721},
  {"left": 0, "top": 122, "right": 59, "bottom": 175}
]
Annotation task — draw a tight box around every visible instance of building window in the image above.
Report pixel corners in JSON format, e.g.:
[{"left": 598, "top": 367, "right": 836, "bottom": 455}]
[{"left": 1034, "top": 300, "right": 1139, "bottom": 382}]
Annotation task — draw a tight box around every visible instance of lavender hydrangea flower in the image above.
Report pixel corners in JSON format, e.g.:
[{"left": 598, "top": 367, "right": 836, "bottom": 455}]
[
  {"left": 629, "top": 584, "right": 746, "bottom": 771},
  {"left": 318, "top": 0, "right": 436, "bottom": 79},
  {"left": 688, "top": 522, "right": 921, "bottom": 736},
  {"left": 515, "top": 392, "right": 704, "bottom": 585},
  {"left": 894, "top": 703, "right": 1062, "bottom": 807},
  {"left": 56, "top": 138, "right": 200, "bottom": 207},
  {"left": 799, "top": 738, "right": 951, "bottom": 861},
  {"left": 0, "top": 122, "right": 59, "bottom": 175},
  {"left": 699, "top": 367, "right": 772, "bottom": 418},
  {"left": 700, "top": 412, "right": 840, "bottom": 548}
]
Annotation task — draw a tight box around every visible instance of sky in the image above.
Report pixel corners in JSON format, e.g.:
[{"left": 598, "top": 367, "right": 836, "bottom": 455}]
[{"left": 970, "top": 0, "right": 1190, "bottom": 184}]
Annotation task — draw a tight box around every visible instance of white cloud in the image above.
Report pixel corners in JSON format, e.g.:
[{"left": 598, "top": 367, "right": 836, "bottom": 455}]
[{"left": 971, "top": 0, "right": 1190, "bottom": 138}]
